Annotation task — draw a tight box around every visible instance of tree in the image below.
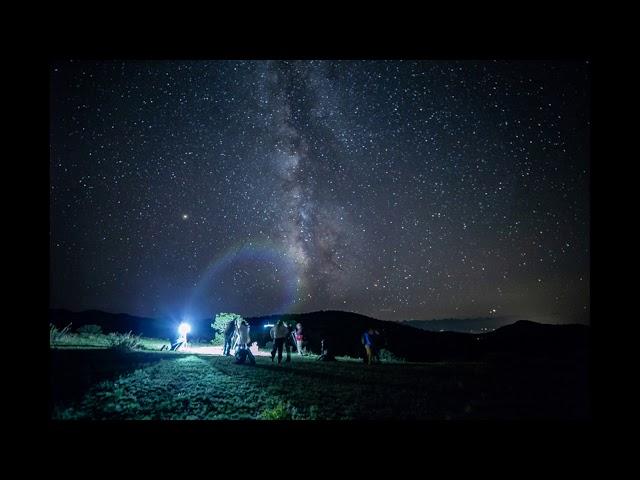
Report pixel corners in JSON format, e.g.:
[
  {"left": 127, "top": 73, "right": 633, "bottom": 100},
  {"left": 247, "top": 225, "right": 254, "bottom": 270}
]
[{"left": 210, "top": 312, "right": 244, "bottom": 346}]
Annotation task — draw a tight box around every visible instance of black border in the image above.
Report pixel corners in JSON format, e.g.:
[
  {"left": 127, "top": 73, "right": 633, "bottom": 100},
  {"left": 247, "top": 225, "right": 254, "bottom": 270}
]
[{"left": 25, "top": 19, "right": 606, "bottom": 465}]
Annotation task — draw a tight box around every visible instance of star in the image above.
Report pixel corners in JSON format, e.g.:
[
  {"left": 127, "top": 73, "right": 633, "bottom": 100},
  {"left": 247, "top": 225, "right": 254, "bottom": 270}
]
[{"left": 49, "top": 59, "right": 590, "bottom": 325}]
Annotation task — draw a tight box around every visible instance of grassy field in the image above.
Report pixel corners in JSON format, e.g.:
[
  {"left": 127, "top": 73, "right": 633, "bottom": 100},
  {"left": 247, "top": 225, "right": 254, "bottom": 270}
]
[
  {"left": 50, "top": 343, "right": 589, "bottom": 420},
  {"left": 50, "top": 331, "right": 173, "bottom": 350}
]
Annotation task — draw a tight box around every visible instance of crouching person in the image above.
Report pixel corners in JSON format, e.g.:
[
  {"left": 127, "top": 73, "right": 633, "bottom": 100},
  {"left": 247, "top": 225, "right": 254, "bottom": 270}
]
[
  {"left": 317, "top": 339, "right": 336, "bottom": 361},
  {"left": 235, "top": 343, "right": 256, "bottom": 365}
]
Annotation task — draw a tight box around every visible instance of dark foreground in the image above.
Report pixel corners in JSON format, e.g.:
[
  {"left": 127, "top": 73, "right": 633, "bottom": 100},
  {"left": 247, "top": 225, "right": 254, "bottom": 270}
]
[{"left": 50, "top": 349, "right": 589, "bottom": 420}]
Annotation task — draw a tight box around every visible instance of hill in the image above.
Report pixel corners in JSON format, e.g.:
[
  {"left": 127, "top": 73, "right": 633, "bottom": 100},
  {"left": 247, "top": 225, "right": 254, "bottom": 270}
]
[
  {"left": 245, "top": 311, "right": 588, "bottom": 362},
  {"left": 400, "top": 317, "right": 514, "bottom": 333}
]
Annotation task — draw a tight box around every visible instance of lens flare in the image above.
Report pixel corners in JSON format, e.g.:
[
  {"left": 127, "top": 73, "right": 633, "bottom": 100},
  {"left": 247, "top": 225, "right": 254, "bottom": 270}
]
[{"left": 178, "top": 322, "right": 191, "bottom": 336}]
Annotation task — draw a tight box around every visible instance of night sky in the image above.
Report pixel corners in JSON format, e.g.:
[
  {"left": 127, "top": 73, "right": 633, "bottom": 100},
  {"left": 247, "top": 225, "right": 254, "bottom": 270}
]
[{"left": 49, "top": 60, "right": 590, "bottom": 324}]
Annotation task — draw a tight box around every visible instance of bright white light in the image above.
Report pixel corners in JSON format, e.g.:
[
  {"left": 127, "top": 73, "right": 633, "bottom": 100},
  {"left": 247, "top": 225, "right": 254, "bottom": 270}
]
[{"left": 178, "top": 322, "right": 191, "bottom": 336}]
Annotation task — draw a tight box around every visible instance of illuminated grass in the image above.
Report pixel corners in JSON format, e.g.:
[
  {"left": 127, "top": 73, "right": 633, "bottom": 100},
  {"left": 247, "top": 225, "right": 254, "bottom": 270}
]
[
  {"left": 54, "top": 356, "right": 275, "bottom": 420},
  {"left": 50, "top": 332, "right": 210, "bottom": 351},
  {"left": 51, "top": 350, "right": 588, "bottom": 420}
]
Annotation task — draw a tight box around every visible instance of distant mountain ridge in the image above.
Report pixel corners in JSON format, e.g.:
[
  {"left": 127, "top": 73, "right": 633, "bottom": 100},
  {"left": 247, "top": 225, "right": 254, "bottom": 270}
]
[
  {"left": 400, "top": 317, "right": 515, "bottom": 333},
  {"left": 49, "top": 308, "right": 589, "bottom": 362}
]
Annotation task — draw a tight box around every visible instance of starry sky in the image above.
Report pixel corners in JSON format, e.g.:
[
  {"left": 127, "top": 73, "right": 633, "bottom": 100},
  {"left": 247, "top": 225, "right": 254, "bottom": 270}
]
[{"left": 49, "top": 60, "right": 590, "bottom": 324}]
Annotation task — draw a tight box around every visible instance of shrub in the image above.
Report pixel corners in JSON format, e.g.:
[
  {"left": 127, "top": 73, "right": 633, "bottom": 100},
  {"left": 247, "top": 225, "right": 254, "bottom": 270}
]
[
  {"left": 259, "top": 400, "right": 304, "bottom": 420},
  {"left": 377, "top": 348, "right": 406, "bottom": 363},
  {"left": 259, "top": 401, "right": 320, "bottom": 420},
  {"left": 107, "top": 331, "right": 142, "bottom": 351},
  {"left": 77, "top": 324, "right": 102, "bottom": 335},
  {"left": 50, "top": 323, "right": 72, "bottom": 345}
]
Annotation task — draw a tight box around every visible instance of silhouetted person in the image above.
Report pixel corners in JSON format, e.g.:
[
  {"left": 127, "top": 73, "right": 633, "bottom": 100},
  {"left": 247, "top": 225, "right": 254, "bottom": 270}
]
[
  {"left": 223, "top": 318, "right": 236, "bottom": 356},
  {"left": 295, "top": 322, "right": 305, "bottom": 356},
  {"left": 284, "top": 322, "right": 295, "bottom": 362},
  {"left": 317, "top": 338, "right": 336, "bottom": 361},
  {"left": 270, "top": 319, "right": 288, "bottom": 364}
]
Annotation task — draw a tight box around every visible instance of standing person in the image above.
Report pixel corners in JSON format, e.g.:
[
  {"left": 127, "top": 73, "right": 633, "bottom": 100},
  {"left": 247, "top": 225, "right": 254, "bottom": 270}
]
[
  {"left": 284, "top": 322, "right": 294, "bottom": 363},
  {"left": 223, "top": 318, "right": 236, "bottom": 356},
  {"left": 230, "top": 317, "right": 243, "bottom": 353},
  {"left": 234, "top": 320, "right": 256, "bottom": 365},
  {"left": 361, "top": 328, "right": 376, "bottom": 365},
  {"left": 270, "top": 319, "right": 289, "bottom": 364},
  {"left": 295, "top": 322, "right": 305, "bottom": 356},
  {"left": 237, "top": 320, "right": 251, "bottom": 350}
]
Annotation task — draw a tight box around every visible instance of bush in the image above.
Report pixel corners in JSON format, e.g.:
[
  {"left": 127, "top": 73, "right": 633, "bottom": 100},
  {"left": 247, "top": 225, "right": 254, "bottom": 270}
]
[
  {"left": 377, "top": 348, "right": 406, "bottom": 363},
  {"left": 259, "top": 401, "right": 320, "bottom": 420},
  {"left": 50, "top": 323, "right": 72, "bottom": 345},
  {"left": 259, "top": 400, "right": 305, "bottom": 420},
  {"left": 107, "top": 331, "right": 141, "bottom": 351},
  {"left": 77, "top": 324, "right": 102, "bottom": 335}
]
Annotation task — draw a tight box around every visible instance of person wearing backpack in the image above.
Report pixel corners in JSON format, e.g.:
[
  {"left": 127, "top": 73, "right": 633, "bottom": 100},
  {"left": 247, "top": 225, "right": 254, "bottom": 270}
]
[{"left": 361, "top": 328, "right": 376, "bottom": 365}]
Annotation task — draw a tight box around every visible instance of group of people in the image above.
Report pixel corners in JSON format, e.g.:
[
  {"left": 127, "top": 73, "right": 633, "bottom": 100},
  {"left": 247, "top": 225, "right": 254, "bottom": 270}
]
[
  {"left": 220, "top": 318, "right": 385, "bottom": 366},
  {"left": 221, "top": 318, "right": 307, "bottom": 365},
  {"left": 269, "top": 319, "right": 306, "bottom": 364}
]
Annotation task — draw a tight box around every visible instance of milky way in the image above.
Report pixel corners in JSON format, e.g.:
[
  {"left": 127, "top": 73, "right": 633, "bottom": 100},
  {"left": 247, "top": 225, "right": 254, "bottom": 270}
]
[{"left": 49, "top": 60, "right": 590, "bottom": 323}]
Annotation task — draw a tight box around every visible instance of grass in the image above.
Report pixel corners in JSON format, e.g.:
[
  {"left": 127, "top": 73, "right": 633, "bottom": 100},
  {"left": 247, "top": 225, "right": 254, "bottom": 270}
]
[
  {"left": 50, "top": 330, "right": 190, "bottom": 351},
  {"left": 50, "top": 345, "right": 589, "bottom": 420}
]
